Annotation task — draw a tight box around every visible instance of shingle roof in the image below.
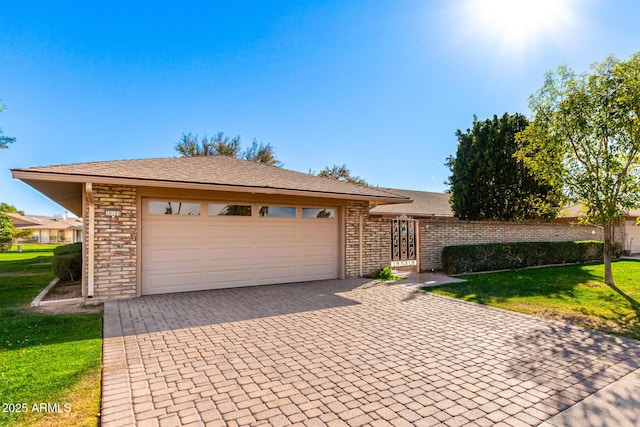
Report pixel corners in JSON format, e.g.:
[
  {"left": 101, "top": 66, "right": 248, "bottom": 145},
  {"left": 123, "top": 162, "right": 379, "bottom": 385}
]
[
  {"left": 559, "top": 203, "right": 640, "bottom": 218},
  {"left": 369, "top": 188, "right": 454, "bottom": 217},
  {"left": 6, "top": 212, "right": 83, "bottom": 230},
  {"left": 12, "top": 156, "right": 409, "bottom": 202}
]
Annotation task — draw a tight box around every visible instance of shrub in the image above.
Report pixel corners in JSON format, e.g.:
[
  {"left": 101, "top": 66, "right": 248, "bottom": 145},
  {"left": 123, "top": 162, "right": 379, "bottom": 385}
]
[
  {"left": 441, "top": 240, "right": 616, "bottom": 274},
  {"left": 0, "top": 237, "right": 12, "bottom": 252},
  {"left": 53, "top": 242, "right": 82, "bottom": 256},
  {"left": 0, "top": 212, "right": 16, "bottom": 252},
  {"left": 372, "top": 265, "right": 402, "bottom": 281},
  {"left": 52, "top": 243, "right": 82, "bottom": 281}
]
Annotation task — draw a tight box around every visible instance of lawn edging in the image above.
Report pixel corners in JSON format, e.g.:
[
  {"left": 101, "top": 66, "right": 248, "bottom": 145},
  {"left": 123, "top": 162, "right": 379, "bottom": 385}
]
[
  {"left": 30, "top": 277, "right": 60, "bottom": 307},
  {"left": 30, "top": 277, "right": 85, "bottom": 307}
]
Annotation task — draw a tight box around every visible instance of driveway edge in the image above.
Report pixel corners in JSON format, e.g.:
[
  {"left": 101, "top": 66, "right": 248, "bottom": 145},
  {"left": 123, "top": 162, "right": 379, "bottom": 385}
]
[{"left": 101, "top": 301, "right": 136, "bottom": 426}]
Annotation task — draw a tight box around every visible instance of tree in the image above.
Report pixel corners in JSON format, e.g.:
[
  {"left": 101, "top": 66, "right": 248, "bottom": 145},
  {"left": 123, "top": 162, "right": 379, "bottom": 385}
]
[
  {"left": 175, "top": 132, "right": 282, "bottom": 166},
  {"left": 446, "top": 113, "right": 561, "bottom": 221},
  {"left": 318, "top": 164, "right": 367, "bottom": 185},
  {"left": 515, "top": 52, "right": 640, "bottom": 285},
  {"left": 175, "top": 132, "right": 240, "bottom": 157},
  {"left": 0, "top": 212, "right": 17, "bottom": 252},
  {"left": 0, "top": 102, "right": 16, "bottom": 151},
  {"left": 0, "top": 204, "right": 32, "bottom": 246},
  {"left": 0, "top": 202, "right": 24, "bottom": 215},
  {"left": 243, "top": 139, "right": 282, "bottom": 166}
]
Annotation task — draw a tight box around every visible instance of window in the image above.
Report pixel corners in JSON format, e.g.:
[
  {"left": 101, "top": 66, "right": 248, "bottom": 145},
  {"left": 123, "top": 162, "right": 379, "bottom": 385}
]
[
  {"left": 302, "top": 208, "right": 335, "bottom": 219},
  {"left": 149, "top": 201, "right": 200, "bottom": 216},
  {"left": 209, "top": 204, "right": 252, "bottom": 216},
  {"left": 258, "top": 206, "right": 296, "bottom": 217}
]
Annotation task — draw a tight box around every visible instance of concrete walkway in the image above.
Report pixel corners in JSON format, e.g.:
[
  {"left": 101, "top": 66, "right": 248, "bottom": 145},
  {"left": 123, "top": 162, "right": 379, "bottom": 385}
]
[
  {"left": 540, "top": 366, "right": 640, "bottom": 427},
  {"left": 101, "top": 279, "right": 640, "bottom": 426}
]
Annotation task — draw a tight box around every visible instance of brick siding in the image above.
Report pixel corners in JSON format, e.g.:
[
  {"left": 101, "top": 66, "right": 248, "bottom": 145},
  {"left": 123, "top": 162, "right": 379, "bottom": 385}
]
[
  {"left": 344, "top": 201, "right": 390, "bottom": 277},
  {"left": 85, "top": 184, "right": 138, "bottom": 300},
  {"left": 418, "top": 219, "right": 618, "bottom": 271}
]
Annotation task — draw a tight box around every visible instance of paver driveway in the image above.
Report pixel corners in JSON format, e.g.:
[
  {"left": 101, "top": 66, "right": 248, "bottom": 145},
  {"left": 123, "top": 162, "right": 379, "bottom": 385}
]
[{"left": 101, "top": 279, "right": 640, "bottom": 427}]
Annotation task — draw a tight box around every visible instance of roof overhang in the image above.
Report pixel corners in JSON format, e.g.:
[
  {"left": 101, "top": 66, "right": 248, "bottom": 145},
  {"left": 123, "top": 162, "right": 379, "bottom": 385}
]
[{"left": 12, "top": 169, "right": 411, "bottom": 216}]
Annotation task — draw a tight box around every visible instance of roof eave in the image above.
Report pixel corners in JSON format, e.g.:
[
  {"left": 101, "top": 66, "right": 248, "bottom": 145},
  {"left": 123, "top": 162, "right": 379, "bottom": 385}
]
[{"left": 12, "top": 169, "right": 411, "bottom": 204}]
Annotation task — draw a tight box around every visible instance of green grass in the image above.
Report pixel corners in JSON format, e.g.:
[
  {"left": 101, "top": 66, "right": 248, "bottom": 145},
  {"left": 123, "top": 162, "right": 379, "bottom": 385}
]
[
  {"left": 426, "top": 260, "right": 640, "bottom": 340},
  {"left": 0, "top": 244, "right": 102, "bottom": 427}
]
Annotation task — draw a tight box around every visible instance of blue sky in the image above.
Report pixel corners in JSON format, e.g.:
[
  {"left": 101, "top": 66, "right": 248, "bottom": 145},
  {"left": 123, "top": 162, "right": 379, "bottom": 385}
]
[{"left": 1, "top": 0, "right": 639, "bottom": 215}]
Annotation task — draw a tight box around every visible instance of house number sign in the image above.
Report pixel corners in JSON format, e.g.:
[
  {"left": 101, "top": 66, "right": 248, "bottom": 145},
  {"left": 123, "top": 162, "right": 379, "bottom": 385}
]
[{"left": 105, "top": 209, "right": 122, "bottom": 217}]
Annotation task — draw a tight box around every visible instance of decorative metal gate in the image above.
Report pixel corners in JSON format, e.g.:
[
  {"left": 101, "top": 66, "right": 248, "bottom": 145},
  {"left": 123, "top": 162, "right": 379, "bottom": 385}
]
[{"left": 390, "top": 214, "right": 418, "bottom": 268}]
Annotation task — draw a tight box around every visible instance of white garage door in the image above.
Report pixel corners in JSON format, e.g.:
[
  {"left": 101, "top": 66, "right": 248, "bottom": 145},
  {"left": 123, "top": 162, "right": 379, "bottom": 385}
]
[
  {"left": 626, "top": 220, "right": 640, "bottom": 254},
  {"left": 141, "top": 200, "right": 339, "bottom": 295}
]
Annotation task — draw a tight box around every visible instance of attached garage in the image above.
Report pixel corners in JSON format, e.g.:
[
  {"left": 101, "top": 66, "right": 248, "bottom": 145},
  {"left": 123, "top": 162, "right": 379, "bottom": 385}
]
[
  {"left": 625, "top": 219, "right": 640, "bottom": 254},
  {"left": 141, "top": 199, "right": 339, "bottom": 294},
  {"left": 12, "top": 155, "right": 410, "bottom": 301}
]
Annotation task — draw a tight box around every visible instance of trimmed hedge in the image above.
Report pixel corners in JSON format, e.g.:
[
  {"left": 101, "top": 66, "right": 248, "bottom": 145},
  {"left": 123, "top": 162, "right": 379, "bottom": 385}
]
[
  {"left": 441, "top": 240, "right": 618, "bottom": 274},
  {"left": 53, "top": 242, "right": 82, "bottom": 256},
  {"left": 52, "top": 243, "right": 82, "bottom": 281}
]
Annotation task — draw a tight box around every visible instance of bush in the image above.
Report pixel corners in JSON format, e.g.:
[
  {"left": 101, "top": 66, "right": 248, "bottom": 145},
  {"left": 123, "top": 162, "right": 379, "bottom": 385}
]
[
  {"left": 52, "top": 243, "right": 82, "bottom": 281},
  {"left": 53, "top": 242, "right": 82, "bottom": 256},
  {"left": 0, "top": 237, "right": 12, "bottom": 252},
  {"left": 0, "top": 212, "right": 16, "bottom": 252},
  {"left": 372, "top": 265, "right": 402, "bottom": 281},
  {"left": 441, "top": 240, "right": 617, "bottom": 274}
]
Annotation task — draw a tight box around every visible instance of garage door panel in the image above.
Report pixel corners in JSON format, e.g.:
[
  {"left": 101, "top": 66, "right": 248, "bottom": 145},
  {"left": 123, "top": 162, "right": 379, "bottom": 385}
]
[
  {"left": 207, "top": 224, "right": 253, "bottom": 239},
  {"left": 147, "top": 248, "right": 204, "bottom": 264},
  {"left": 301, "top": 224, "right": 336, "bottom": 240},
  {"left": 142, "top": 200, "right": 339, "bottom": 295},
  {"left": 256, "top": 245, "right": 299, "bottom": 259},
  {"left": 626, "top": 220, "right": 640, "bottom": 254},
  {"left": 144, "top": 272, "right": 203, "bottom": 294},
  {"left": 299, "top": 264, "right": 337, "bottom": 276},
  {"left": 207, "top": 246, "right": 254, "bottom": 260},
  {"left": 145, "top": 224, "right": 202, "bottom": 240},
  {"left": 301, "top": 244, "right": 337, "bottom": 257},
  {"left": 203, "top": 270, "right": 254, "bottom": 285},
  {"left": 257, "top": 225, "right": 297, "bottom": 239},
  {"left": 260, "top": 265, "right": 299, "bottom": 280}
]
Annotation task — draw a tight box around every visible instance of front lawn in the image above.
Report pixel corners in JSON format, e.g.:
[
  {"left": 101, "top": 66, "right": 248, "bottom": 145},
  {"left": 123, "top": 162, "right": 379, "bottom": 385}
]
[
  {"left": 0, "top": 244, "right": 103, "bottom": 427},
  {"left": 426, "top": 260, "right": 640, "bottom": 340}
]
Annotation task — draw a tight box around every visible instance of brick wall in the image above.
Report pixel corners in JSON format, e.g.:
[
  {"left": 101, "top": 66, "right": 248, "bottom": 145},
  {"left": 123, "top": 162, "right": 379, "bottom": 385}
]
[
  {"left": 344, "top": 201, "right": 390, "bottom": 277},
  {"left": 418, "top": 219, "right": 616, "bottom": 271},
  {"left": 86, "top": 184, "right": 138, "bottom": 300}
]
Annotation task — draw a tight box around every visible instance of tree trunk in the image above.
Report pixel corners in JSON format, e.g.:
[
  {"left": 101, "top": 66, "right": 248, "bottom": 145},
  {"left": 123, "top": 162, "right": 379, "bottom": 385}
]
[{"left": 603, "top": 223, "right": 615, "bottom": 286}]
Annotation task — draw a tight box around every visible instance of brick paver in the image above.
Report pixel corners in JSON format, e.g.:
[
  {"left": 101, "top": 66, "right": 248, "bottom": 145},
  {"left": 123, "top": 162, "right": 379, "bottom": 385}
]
[{"left": 101, "top": 279, "right": 640, "bottom": 426}]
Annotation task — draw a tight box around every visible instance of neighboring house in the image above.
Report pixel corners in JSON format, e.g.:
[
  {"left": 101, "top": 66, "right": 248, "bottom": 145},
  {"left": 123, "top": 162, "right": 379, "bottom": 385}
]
[
  {"left": 557, "top": 204, "right": 640, "bottom": 254},
  {"left": 369, "top": 188, "right": 454, "bottom": 219},
  {"left": 7, "top": 212, "right": 83, "bottom": 243},
  {"left": 12, "top": 156, "right": 410, "bottom": 300}
]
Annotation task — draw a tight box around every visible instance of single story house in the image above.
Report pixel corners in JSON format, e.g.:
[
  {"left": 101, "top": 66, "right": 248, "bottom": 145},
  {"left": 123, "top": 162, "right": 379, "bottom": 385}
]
[
  {"left": 369, "top": 188, "right": 454, "bottom": 219},
  {"left": 557, "top": 204, "right": 640, "bottom": 254},
  {"left": 12, "top": 156, "right": 410, "bottom": 300},
  {"left": 7, "top": 212, "right": 83, "bottom": 243}
]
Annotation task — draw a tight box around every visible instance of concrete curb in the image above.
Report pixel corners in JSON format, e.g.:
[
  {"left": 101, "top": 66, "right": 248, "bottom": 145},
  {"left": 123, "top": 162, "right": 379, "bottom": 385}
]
[
  {"left": 30, "top": 277, "right": 60, "bottom": 307},
  {"left": 31, "top": 277, "right": 84, "bottom": 307},
  {"left": 539, "top": 367, "right": 640, "bottom": 427}
]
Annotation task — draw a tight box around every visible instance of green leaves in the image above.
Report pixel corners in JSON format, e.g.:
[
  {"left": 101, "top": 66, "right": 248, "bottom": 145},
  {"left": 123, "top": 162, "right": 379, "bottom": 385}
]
[
  {"left": 318, "top": 164, "right": 368, "bottom": 185},
  {"left": 0, "top": 212, "right": 17, "bottom": 252},
  {"left": 517, "top": 51, "right": 640, "bottom": 284},
  {"left": 517, "top": 52, "right": 640, "bottom": 227},
  {"left": 175, "top": 132, "right": 283, "bottom": 166},
  {"left": 446, "top": 113, "right": 561, "bottom": 221},
  {"left": 0, "top": 101, "right": 16, "bottom": 151}
]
